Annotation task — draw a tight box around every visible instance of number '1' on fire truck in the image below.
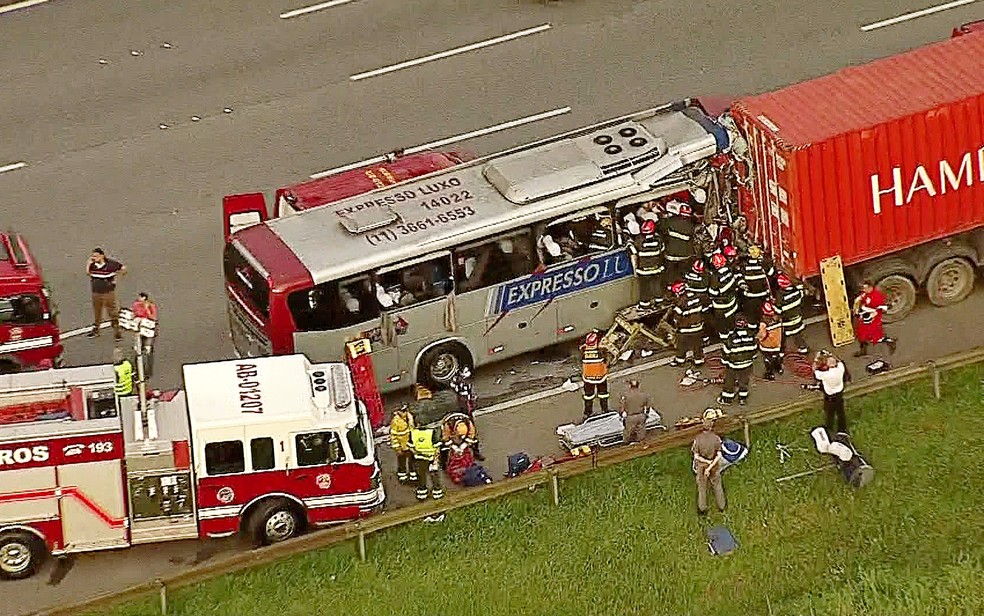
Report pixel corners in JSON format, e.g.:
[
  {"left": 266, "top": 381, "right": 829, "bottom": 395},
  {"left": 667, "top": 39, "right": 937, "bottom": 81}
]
[{"left": 0, "top": 354, "right": 385, "bottom": 580}]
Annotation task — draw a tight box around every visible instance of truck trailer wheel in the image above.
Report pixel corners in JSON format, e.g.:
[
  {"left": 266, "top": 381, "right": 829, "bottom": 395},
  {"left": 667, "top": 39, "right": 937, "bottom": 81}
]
[
  {"left": 876, "top": 275, "right": 917, "bottom": 323},
  {"left": 925, "top": 257, "right": 975, "bottom": 307},
  {"left": 418, "top": 343, "right": 472, "bottom": 390},
  {"left": 247, "top": 500, "right": 303, "bottom": 547},
  {"left": 0, "top": 531, "right": 46, "bottom": 580}
]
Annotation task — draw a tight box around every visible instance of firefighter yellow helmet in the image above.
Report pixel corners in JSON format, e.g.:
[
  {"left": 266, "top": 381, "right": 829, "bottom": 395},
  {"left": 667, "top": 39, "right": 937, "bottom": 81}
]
[
  {"left": 455, "top": 421, "right": 469, "bottom": 437},
  {"left": 748, "top": 245, "right": 762, "bottom": 259}
]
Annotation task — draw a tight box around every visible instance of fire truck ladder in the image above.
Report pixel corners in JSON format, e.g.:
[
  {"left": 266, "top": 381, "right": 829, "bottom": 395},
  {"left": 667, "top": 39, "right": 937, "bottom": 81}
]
[{"left": 345, "top": 339, "right": 385, "bottom": 431}]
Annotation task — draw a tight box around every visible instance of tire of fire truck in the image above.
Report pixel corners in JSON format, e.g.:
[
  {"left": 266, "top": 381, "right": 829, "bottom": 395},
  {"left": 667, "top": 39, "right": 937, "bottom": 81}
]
[
  {"left": 925, "top": 257, "right": 976, "bottom": 308},
  {"left": 245, "top": 499, "right": 304, "bottom": 546},
  {"left": 0, "top": 357, "right": 23, "bottom": 375},
  {"left": 418, "top": 342, "right": 473, "bottom": 390},
  {"left": 0, "top": 531, "right": 46, "bottom": 580}
]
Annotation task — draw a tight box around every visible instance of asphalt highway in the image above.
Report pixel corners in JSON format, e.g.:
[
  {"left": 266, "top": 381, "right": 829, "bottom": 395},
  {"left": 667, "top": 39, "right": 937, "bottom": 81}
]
[{"left": 1, "top": 0, "right": 983, "bottom": 613}]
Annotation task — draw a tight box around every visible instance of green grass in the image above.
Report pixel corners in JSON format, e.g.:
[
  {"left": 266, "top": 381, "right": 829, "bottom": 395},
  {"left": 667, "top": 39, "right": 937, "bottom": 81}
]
[{"left": 101, "top": 365, "right": 984, "bottom": 616}]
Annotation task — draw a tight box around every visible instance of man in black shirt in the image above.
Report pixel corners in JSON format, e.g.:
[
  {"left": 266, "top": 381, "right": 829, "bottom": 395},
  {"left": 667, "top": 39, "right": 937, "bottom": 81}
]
[{"left": 86, "top": 247, "right": 126, "bottom": 340}]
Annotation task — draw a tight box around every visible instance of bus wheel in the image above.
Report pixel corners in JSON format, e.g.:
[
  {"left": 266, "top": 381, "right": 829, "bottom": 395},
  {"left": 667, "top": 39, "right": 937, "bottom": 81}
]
[
  {"left": 419, "top": 343, "right": 472, "bottom": 389},
  {"left": 0, "top": 531, "right": 46, "bottom": 580},
  {"left": 247, "top": 500, "right": 302, "bottom": 547}
]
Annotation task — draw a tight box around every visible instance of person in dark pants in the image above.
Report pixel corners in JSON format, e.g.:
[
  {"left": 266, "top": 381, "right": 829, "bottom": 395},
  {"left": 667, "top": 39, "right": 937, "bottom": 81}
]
[
  {"left": 579, "top": 330, "right": 611, "bottom": 418},
  {"left": 813, "top": 351, "right": 848, "bottom": 434},
  {"left": 718, "top": 315, "right": 757, "bottom": 406},
  {"left": 619, "top": 379, "right": 650, "bottom": 444},
  {"left": 86, "top": 248, "right": 126, "bottom": 340},
  {"left": 671, "top": 282, "right": 706, "bottom": 367}
]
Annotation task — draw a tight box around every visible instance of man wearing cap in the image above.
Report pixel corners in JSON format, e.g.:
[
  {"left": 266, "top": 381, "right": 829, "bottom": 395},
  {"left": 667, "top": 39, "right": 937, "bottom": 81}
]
[
  {"left": 620, "top": 378, "right": 650, "bottom": 444},
  {"left": 629, "top": 219, "right": 666, "bottom": 310},
  {"left": 719, "top": 315, "right": 757, "bottom": 405},
  {"left": 692, "top": 408, "right": 726, "bottom": 516},
  {"left": 671, "top": 282, "right": 706, "bottom": 367},
  {"left": 658, "top": 201, "right": 695, "bottom": 287}
]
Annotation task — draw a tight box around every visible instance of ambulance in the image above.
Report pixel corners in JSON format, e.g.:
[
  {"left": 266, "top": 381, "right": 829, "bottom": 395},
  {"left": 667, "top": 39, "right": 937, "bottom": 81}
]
[{"left": 0, "top": 355, "right": 384, "bottom": 580}]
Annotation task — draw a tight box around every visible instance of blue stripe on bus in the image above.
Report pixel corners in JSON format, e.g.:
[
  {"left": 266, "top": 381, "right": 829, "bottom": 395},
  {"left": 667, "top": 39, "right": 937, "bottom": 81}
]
[{"left": 488, "top": 250, "right": 633, "bottom": 316}]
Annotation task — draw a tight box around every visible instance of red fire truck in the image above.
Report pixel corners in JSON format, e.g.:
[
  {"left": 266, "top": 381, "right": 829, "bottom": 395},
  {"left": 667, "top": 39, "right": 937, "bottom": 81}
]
[
  {"left": 0, "top": 232, "right": 63, "bottom": 374},
  {"left": 0, "top": 354, "right": 384, "bottom": 580},
  {"left": 223, "top": 150, "right": 470, "bottom": 237}
]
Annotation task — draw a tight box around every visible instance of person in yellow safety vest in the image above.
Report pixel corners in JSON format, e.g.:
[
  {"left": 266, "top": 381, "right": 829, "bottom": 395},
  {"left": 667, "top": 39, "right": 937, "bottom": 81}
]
[
  {"left": 409, "top": 424, "right": 444, "bottom": 501},
  {"left": 113, "top": 348, "right": 134, "bottom": 396},
  {"left": 390, "top": 404, "right": 417, "bottom": 484},
  {"left": 580, "top": 330, "right": 610, "bottom": 419}
]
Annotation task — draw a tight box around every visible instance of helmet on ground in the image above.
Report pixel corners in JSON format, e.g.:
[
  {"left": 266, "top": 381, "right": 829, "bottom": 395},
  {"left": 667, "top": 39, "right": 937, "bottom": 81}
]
[
  {"left": 678, "top": 205, "right": 693, "bottom": 217},
  {"left": 702, "top": 407, "right": 724, "bottom": 422},
  {"left": 748, "top": 245, "right": 762, "bottom": 259},
  {"left": 641, "top": 219, "right": 656, "bottom": 235},
  {"left": 777, "top": 273, "right": 792, "bottom": 289},
  {"left": 735, "top": 315, "right": 748, "bottom": 327},
  {"left": 762, "top": 301, "right": 777, "bottom": 317},
  {"left": 584, "top": 331, "right": 600, "bottom": 347},
  {"left": 723, "top": 245, "right": 738, "bottom": 259},
  {"left": 711, "top": 253, "right": 727, "bottom": 269},
  {"left": 670, "top": 281, "right": 686, "bottom": 296},
  {"left": 415, "top": 385, "right": 433, "bottom": 401},
  {"left": 691, "top": 259, "right": 706, "bottom": 274},
  {"left": 691, "top": 187, "right": 708, "bottom": 204}
]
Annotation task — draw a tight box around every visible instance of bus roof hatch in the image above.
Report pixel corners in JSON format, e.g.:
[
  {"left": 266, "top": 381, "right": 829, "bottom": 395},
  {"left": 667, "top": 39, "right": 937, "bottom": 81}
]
[
  {"left": 338, "top": 206, "right": 402, "bottom": 234},
  {"left": 483, "top": 121, "right": 666, "bottom": 205}
]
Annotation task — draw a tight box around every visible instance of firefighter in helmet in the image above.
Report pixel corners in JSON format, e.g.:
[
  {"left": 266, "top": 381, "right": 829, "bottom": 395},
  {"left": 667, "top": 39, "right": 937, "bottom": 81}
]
[
  {"left": 775, "top": 272, "right": 810, "bottom": 355},
  {"left": 390, "top": 403, "right": 417, "bottom": 484},
  {"left": 659, "top": 201, "right": 695, "bottom": 287},
  {"left": 756, "top": 301, "right": 784, "bottom": 380},
  {"left": 739, "top": 245, "right": 772, "bottom": 331},
  {"left": 409, "top": 405, "right": 444, "bottom": 501},
  {"left": 684, "top": 258, "right": 711, "bottom": 325},
  {"left": 579, "top": 329, "right": 611, "bottom": 418},
  {"left": 708, "top": 251, "right": 739, "bottom": 342},
  {"left": 629, "top": 218, "right": 666, "bottom": 310},
  {"left": 719, "top": 314, "right": 757, "bottom": 406},
  {"left": 671, "top": 281, "right": 706, "bottom": 367}
]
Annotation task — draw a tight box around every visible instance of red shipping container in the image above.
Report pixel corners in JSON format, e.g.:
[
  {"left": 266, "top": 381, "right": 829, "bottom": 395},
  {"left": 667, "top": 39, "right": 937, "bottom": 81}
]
[{"left": 731, "top": 33, "right": 984, "bottom": 280}]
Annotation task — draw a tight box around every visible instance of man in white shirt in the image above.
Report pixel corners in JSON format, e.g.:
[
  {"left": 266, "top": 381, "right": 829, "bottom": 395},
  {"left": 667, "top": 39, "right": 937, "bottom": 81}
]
[{"left": 813, "top": 351, "right": 847, "bottom": 434}]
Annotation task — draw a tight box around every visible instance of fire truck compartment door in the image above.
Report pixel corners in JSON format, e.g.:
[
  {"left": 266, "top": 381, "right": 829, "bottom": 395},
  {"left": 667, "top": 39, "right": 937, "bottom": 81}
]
[
  {"left": 58, "top": 460, "right": 129, "bottom": 551},
  {"left": 223, "top": 193, "right": 268, "bottom": 241}
]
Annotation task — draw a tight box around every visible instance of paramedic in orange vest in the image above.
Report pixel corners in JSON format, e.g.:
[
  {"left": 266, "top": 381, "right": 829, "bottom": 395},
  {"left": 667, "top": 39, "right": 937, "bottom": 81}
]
[{"left": 580, "top": 330, "right": 611, "bottom": 418}]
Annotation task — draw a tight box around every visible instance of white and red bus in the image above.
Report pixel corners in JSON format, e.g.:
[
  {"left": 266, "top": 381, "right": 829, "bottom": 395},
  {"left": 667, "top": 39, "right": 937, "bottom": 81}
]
[{"left": 0, "top": 355, "right": 384, "bottom": 580}]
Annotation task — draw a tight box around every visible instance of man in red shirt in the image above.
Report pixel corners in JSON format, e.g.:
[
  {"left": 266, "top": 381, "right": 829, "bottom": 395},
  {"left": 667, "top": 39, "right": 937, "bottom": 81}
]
[
  {"left": 131, "top": 292, "right": 158, "bottom": 376},
  {"left": 853, "top": 280, "right": 897, "bottom": 357},
  {"left": 86, "top": 248, "right": 126, "bottom": 340}
]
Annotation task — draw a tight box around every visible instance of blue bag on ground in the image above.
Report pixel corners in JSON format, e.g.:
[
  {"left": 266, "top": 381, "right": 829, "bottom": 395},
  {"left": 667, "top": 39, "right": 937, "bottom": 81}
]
[
  {"left": 720, "top": 438, "right": 748, "bottom": 472},
  {"left": 505, "top": 452, "right": 531, "bottom": 477},
  {"left": 462, "top": 464, "right": 493, "bottom": 486}
]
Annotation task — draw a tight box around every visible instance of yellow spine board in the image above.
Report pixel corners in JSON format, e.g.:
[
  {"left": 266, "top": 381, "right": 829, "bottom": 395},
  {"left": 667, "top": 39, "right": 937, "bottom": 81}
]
[{"left": 819, "top": 256, "right": 855, "bottom": 347}]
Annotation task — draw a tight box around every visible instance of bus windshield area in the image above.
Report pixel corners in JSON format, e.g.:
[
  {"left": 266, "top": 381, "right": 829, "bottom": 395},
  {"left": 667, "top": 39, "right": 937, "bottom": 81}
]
[
  {"left": 0, "top": 294, "right": 45, "bottom": 325},
  {"left": 223, "top": 244, "right": 270, "bottom": 318}
]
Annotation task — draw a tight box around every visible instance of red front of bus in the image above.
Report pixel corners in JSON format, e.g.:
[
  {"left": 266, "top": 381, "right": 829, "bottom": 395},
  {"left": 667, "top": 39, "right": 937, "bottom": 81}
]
[{"left": 224, "top": 225, "right": 312, "bottom": 359}]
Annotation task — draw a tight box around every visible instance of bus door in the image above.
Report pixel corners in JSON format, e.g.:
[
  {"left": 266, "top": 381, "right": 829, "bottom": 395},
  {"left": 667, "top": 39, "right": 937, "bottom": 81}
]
[
  {"left": 373, "top": 252, "right": 456, "bottom": 386},
  {"left": 452, "top": 229, "right": 547, "bottom": 361},
  {"left": 539, "top": 205, "right": 633, "bottom": 343}
]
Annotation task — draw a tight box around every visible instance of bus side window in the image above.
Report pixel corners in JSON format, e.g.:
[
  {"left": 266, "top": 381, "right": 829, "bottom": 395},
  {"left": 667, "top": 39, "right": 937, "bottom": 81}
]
[
  {"left": 375, "top": 256, "right": 453, "bottom": 309},
  {"left": 454, "top": 230, "right": 534, "bottom": 293},
  {"left": 287, "top": 277, "right": 379, "bottom": 332},
  {"left": 538, "top": 209, "right": 614, "bottom": 267},
  {"left": 614, "top": 200, "right": 659, "bottom": 246}
]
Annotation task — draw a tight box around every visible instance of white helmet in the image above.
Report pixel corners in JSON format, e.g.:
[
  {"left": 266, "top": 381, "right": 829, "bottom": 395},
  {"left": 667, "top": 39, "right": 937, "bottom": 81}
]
[
  {"left": 665, "top": 200, "right": 682, "bottom": 215},
  {"left": 542, "top": 235, "right": 562, "bottom": 258}
]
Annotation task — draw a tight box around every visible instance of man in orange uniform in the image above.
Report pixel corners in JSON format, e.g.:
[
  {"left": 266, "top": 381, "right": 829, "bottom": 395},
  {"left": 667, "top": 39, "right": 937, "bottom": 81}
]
[{"left": 580, "top": 330, "right": 611, "bottom": 418}]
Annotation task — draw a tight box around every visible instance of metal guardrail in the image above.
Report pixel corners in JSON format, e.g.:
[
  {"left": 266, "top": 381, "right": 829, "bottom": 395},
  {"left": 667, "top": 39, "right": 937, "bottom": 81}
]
[{"left": 32, "top": 346, "right": 984, "bottom": 616}]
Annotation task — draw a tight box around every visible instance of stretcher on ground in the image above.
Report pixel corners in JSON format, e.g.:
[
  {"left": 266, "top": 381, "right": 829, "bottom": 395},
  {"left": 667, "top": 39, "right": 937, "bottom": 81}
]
[{"left": 556, "top": 408, "right": 666, "bottom": 451}]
